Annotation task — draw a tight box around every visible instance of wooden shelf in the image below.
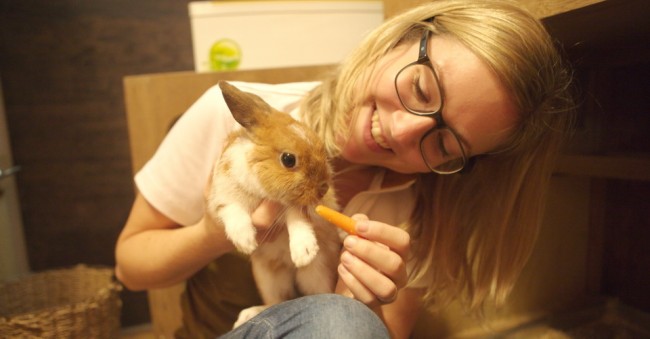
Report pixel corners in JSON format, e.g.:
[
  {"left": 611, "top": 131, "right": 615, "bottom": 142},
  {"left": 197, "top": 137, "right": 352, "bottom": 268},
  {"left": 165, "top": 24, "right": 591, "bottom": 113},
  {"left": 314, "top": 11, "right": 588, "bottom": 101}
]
[
  {"left": 555, "top": 154, "right": 650, "bottom": 181},
  {"left": 383, "top": 0, "right": 604, "bottom": 20},
  {"left": 543, "top": 0, "right": 650, "bottom": 54}
]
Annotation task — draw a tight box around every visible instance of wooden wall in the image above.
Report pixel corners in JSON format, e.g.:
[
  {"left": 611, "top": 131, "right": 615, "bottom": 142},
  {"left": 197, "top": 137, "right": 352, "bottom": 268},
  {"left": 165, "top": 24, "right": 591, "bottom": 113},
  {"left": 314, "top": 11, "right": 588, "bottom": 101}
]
[
  {"left": 0, "top": 1, "right": 194, "bottom": 326},
  {"left": 382, "top": 0, "right": 603, "bottom": 19}
]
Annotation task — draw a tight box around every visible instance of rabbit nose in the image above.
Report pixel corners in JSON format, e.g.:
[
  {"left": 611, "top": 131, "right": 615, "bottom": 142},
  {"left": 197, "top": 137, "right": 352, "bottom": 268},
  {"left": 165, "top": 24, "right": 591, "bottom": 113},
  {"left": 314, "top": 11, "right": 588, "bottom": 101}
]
[{"left": 318, "top": 182, "right": 329, "bottom": 199}]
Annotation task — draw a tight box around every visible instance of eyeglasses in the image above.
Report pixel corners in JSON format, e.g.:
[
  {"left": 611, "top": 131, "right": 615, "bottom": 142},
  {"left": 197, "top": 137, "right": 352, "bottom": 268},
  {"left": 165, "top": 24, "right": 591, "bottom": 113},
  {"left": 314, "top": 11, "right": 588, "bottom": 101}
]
[{"left": 394, "top": 22, "right": 468, "bottom": 174}]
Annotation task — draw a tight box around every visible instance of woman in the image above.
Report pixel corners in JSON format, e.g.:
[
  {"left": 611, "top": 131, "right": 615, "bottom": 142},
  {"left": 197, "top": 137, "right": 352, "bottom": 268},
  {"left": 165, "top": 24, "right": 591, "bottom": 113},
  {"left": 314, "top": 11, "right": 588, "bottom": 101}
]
[{"left": 115, "top": 1, "right": 575, "bottom": 338}]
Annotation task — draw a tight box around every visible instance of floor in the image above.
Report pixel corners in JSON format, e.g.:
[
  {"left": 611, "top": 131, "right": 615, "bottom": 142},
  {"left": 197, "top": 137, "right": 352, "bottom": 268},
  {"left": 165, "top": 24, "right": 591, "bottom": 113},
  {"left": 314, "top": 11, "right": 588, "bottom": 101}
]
[
  {"left": 121, "top": 324, "right": 155, "bottom": 339},
  {"left": 496, "top": 299, "right": 650, "bottom": 338}
]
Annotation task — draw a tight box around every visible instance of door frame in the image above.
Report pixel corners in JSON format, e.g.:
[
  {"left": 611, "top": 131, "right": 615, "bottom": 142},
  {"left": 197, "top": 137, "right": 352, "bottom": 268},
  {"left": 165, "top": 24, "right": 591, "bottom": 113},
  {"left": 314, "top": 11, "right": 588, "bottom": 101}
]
[{"left": 0, "top": 76, "right": 29, "bottom": 281}]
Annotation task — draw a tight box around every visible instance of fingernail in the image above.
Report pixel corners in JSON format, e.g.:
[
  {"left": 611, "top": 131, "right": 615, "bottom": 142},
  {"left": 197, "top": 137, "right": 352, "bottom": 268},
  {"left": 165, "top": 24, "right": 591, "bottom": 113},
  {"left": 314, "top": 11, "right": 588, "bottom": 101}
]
[
  {"left": 344, "top": 236, "right": 357, "bottom": 249},
  {"left": 341, "top": 251, "right": 354, "bottom": 266},
  {"left": 338, "top": 264, "right": 349, "bottom": 276},
  {"left": 355, "top": 220, "right": 369, "bottom": 234}
]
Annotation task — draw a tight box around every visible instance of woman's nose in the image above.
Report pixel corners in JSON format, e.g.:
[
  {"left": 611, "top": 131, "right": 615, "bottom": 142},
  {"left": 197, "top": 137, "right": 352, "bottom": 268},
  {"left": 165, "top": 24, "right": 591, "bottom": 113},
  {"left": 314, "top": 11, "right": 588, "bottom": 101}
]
[{"left": 390, "top": 109, "right": 436, "bottom": 144}]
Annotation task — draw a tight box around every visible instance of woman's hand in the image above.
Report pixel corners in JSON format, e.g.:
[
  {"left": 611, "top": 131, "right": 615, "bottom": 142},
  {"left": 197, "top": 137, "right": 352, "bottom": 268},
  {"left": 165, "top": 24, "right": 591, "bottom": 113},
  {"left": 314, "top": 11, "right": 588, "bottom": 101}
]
[
  {"left": 202, "top": 198, "right": 285, "bottom": 246},
  {"left": 203, "top": 169, "right": 283, "bottom": 244},
  {"left": 335, "top": 214, "right": 410, "bottom": 307},
  {"left": 250, "top": 200, "right": 284, "bottom": 243}
]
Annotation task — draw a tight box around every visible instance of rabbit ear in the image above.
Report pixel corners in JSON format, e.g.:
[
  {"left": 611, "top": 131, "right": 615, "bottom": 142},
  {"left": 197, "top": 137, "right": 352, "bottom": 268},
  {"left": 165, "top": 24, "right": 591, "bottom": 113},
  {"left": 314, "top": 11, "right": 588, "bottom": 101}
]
[{"left": 219, "top": 81, "right": 273, "bottom": 129}]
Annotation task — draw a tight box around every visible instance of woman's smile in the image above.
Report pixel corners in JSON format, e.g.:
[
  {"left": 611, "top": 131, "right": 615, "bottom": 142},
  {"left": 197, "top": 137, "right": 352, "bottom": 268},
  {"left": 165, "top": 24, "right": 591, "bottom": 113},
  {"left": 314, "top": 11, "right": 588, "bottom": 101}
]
[
  {"left": 358, "top": 104, "right": 393, "bottom": 155},
  {"left": 371, "top": 109, "right": 391, "bottom": 150}
]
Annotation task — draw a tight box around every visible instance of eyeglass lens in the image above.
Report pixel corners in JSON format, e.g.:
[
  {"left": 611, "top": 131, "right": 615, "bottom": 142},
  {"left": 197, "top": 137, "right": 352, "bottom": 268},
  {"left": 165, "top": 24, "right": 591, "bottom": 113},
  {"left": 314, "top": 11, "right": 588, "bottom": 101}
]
[
  {"left": 395, "top": 64, "right": 442, "bottom": 113},
  {"left": 419, "top": 128, "right": 465, "bottom": 173},
  {"left": 396, "top": 64, "right": 465, "bottom": 173}
]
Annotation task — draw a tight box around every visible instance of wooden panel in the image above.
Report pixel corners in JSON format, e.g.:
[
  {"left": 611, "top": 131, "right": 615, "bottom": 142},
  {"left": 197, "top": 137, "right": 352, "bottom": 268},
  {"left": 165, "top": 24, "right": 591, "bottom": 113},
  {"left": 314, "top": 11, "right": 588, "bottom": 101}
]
[
  {"left": 602, "top": 180, "right": 650, "bottom": 311},
  {"left": 516, "top": 0, "right": 603, "bottom": 18},
  {"left": 383, "top": 0, "right": 603, "bottom": 19},
  {"left": 543, "top": 0, "right": 650, "bottom": 53},
  {"left": 556, "top": 155, "right": 650, "bottom": 181},
  {"left": 586, "top": 179, "right": 607, "bottom": 293},
  {"left": 382, "top": 0, "right": 428, "bottom": 18},
  {"left": 555, "top": 0, "right": 650, "bottom": 315}
]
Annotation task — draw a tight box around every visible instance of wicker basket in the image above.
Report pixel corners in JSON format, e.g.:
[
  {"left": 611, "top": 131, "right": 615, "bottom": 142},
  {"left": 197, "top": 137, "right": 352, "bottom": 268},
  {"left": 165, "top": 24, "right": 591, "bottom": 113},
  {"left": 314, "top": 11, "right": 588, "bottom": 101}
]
[{"left": 0, "top": 265, "right": 122, "bottom": 338}]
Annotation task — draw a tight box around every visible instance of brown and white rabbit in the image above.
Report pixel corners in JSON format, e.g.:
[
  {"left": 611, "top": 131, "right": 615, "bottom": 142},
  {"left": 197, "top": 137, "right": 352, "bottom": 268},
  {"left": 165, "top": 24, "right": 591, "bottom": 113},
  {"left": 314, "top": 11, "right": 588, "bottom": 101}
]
[{"left": 207, "top": 81, "right": 341, "bottom": 328}]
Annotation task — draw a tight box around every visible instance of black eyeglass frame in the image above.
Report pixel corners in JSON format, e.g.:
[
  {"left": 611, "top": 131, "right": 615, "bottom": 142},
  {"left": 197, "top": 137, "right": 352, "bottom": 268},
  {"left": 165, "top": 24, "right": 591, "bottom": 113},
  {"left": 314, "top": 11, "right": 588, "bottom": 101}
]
[{"left": 394, "top": 20, "right": 469, "bottom": 174}]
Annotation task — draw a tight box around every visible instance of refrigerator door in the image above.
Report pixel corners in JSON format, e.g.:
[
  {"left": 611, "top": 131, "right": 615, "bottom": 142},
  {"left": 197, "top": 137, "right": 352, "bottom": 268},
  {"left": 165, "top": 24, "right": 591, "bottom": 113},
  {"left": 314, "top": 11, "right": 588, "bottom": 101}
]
[{"left": 189, "top": 1, "right": 383, "bottom": 72}]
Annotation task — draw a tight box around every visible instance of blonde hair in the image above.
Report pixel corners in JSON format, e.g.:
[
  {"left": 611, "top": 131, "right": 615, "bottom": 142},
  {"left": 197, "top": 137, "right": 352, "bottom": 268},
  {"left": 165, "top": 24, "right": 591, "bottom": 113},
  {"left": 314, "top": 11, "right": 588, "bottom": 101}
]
[{"left": 302, "top": 0, "right": 575, "bottom": 311}]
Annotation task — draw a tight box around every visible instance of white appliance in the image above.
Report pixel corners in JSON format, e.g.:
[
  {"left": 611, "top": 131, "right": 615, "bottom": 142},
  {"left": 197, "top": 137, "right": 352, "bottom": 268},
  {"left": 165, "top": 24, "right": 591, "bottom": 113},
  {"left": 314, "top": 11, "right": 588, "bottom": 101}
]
[{"left": 189, "top": 1, "right": 383, "bottom": 72}]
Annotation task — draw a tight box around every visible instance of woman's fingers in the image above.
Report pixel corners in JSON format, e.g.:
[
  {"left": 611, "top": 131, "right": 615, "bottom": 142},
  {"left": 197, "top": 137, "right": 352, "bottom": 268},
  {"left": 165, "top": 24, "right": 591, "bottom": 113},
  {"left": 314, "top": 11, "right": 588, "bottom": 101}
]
[
  {"left": 251, "top": 200, "right": 284, "bottom": 243},
  {"left": 349, "top": 216, "right": 410, "bottom": 286},
  {"left": 352, "top": 216, "right": 411, "bottom": 260},
  {"left": 337, "top": 215, "right": 411, "bottom": 306},
  {"left": 339, "top": 248, "right": 399, "bottom": 306},
  {"left": 343, "top": 235, "right": 408, "bottom": 289},
  {"left": 251, "top": 200, "right": 283, "bottom": 230},
  {"left": 338, "top": 261, "right": 375, "bottom": 304}
]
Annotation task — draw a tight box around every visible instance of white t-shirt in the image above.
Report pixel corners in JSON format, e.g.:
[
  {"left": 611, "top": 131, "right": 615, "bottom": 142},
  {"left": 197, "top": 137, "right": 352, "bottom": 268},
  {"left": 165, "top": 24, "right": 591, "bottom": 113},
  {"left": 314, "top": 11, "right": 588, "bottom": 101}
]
[
  {"left": 136, "top": 81, "right": 322, "bottom": 226},
  {"left": 135, "top": 81, "right": 421, "bottom": 284}
]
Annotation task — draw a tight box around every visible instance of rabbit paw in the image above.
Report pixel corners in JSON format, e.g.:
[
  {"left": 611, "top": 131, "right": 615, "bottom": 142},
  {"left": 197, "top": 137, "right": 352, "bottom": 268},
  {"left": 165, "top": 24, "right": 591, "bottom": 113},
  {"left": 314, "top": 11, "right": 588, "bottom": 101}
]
[
  {"left": 233, "top": 305, "right": 268, "bottom": 329},
  {"left": 227, "top": 224, "right": 258, "bottom": 254},
  {"left": 221, "top": 207, "right": 258, "bottom": 254},
  {"left": 290, "top": 230, "right": 319, "bottom": 267}
]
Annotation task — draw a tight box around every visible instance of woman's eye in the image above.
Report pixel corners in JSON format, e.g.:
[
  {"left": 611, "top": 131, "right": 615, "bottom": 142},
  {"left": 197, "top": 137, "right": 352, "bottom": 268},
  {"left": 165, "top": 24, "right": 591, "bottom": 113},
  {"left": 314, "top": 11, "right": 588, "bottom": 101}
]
[
  {"left": 280, "top": 152, "right": 297, "bottom": 168},
  {"left": 412, "top": 73, "right": 430, "bottom": 104},
  {"left": 437, "top": 133, "right": 450, "bottom": 157}
]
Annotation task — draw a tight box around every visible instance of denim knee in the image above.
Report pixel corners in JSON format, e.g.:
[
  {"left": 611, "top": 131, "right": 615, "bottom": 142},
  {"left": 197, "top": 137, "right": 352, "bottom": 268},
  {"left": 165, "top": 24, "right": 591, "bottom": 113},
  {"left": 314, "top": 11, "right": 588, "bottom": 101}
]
[
  {"left": 307, "top": 294, "right": 389, "bottom": 339},
  {"left": 220, "top": 294, "right": 390, "bottom": 339}
]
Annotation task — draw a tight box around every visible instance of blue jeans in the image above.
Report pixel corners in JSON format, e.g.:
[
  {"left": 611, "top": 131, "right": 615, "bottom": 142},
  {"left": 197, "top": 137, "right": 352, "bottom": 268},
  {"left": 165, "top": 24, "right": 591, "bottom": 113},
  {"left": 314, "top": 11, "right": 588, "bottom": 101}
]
[{"left": 218, "top": 294, "right": 390, "bottom": 339}]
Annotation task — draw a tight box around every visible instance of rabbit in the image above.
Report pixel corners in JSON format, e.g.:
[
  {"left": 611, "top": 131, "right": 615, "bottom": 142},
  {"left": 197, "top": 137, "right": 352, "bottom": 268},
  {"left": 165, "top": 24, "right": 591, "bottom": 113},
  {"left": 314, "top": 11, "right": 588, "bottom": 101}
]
[{"left": 206, "top": 81, "right": 342, "bottom": 328}]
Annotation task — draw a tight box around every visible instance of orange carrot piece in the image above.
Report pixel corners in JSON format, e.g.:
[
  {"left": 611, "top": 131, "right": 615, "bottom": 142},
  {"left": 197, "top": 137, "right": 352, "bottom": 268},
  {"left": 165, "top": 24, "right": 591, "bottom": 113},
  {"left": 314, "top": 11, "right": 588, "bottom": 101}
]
[{"left": 315, "top": 205, "right": 356, "bottom": 235}]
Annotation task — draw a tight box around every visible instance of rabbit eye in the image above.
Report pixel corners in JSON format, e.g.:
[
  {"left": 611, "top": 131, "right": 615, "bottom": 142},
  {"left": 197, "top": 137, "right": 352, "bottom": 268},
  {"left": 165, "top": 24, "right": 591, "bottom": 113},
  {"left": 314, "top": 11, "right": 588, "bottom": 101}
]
[{"left": 280, "top": 152, "right": 297, "bottom": 168}]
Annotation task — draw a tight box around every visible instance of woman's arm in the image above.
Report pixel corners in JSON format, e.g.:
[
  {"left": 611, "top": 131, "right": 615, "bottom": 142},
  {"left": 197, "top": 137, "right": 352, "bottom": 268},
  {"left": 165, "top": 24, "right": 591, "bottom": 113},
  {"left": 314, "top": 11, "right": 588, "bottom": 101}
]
[
  {"left": 115, "top": 193, "right": 234, "bottom": 290},
  {"left": 115, "top": 193, "right": 283, "bottom": 291}
]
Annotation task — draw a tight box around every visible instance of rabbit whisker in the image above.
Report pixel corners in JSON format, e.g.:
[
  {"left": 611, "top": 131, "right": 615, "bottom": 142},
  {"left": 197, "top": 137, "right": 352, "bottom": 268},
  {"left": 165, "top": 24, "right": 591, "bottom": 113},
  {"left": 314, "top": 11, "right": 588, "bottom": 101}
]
[{"left": 257, "top": 206, "right": 289, "bottom": 245}]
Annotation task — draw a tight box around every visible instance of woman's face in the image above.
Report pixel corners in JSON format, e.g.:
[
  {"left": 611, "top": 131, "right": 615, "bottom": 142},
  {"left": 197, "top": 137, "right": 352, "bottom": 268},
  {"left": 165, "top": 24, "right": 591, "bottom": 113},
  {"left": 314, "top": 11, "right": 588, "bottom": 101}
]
[{"left": 339, "top": 34, "right": 519, "bottom": 174}]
